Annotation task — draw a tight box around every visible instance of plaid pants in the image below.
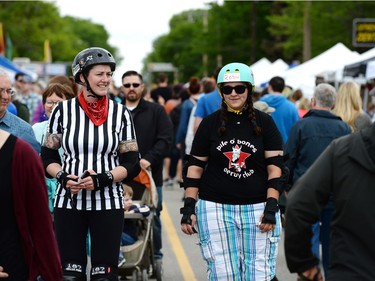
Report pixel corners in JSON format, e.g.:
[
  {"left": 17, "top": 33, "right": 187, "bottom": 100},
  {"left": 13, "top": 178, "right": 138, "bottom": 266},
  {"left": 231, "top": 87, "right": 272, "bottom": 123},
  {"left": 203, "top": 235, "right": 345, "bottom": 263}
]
[{"left": 196, "top": 200, "right": 281, "bottom": 281}]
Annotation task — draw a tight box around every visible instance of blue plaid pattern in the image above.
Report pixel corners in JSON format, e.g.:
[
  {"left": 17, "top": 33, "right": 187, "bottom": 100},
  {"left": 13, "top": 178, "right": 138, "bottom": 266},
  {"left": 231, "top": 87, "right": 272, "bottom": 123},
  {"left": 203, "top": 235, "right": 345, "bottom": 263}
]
[{"left": 196, "top": 200, "right": 281, "bottom": 281}]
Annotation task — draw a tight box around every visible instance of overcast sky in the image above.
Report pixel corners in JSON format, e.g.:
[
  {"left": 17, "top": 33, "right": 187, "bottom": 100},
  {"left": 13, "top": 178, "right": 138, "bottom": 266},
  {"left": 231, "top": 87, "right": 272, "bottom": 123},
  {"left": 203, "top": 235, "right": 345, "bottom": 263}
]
[{"left": 51, "top": 0, "right": 211, "bottom": 84}]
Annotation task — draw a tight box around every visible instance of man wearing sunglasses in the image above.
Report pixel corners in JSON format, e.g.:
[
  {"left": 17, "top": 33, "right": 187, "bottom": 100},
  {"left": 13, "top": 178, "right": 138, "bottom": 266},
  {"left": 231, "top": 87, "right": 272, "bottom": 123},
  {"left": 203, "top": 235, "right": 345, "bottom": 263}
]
[
  {"left": 14, "top": 72, "right": 41, "bottom": 124},
  {"left": 121, "top": 70, "right": 173, "bottom": 271}
]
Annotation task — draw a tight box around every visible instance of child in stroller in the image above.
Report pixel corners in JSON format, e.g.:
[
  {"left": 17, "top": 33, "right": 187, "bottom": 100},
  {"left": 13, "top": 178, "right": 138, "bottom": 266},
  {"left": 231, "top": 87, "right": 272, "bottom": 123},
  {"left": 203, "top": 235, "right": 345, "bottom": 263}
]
[
  {"left": 118, "top": 168, "right": 162, "bottom": 281},
  {"left": 118, "top": 184, "right": 151, "bottom": 267}
]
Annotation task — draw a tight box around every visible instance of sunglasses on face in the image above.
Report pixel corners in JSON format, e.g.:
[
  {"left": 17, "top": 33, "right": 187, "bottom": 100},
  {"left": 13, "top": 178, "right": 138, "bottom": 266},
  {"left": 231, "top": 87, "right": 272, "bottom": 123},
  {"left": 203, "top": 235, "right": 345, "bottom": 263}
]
[
  {"left": 123, "top": 83, "right": 141, "bottom": 88},
  {"left": 220, "top": 85, "right": 248, "bottom": 95}
]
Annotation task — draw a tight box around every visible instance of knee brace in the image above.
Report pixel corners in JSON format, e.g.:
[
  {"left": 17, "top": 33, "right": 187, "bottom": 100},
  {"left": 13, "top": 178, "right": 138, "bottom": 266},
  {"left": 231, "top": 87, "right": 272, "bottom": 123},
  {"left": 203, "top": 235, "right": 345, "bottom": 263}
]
[
  {"left": 62, "top": 263, "right": 86, "bottom": 281},
  {"left": 90, "top": 265, "right": 118, "bottom": 281}
]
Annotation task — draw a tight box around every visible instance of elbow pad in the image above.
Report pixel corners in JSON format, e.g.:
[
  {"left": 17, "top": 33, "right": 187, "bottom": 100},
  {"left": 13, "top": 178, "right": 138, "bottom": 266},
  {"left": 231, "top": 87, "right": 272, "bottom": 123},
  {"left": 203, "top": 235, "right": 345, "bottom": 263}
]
[
  {"left": 181, "top": 155, "right": 207, "bottom": 187},
  {"left": 119, "top": 151, "right": 141, "bottom": 181},
  {"left": 267, "top": 166, "right": 291, "bottom": 193},
  {"left": 41, "top": 146, "right": 62, "bottom": 178}
]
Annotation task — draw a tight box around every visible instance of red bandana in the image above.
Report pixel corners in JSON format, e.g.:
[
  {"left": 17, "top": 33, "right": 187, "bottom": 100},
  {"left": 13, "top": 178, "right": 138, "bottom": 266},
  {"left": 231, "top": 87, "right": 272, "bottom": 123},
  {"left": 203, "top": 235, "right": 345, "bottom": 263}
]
[{"left": 78, "top": 92, "right": 108, "bottom": 126}]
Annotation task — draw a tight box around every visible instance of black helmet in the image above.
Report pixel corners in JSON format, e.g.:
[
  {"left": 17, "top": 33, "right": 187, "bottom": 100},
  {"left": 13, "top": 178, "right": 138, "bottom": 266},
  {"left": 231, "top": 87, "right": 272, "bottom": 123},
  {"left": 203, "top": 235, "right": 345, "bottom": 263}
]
[{"left": 72, "top": 47, "right": 116, "bottom": 83}]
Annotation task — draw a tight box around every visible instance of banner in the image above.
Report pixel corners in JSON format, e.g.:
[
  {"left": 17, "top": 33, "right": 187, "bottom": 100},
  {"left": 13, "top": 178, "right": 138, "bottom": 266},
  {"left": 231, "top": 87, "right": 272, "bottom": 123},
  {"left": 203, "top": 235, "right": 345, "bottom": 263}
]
[
  {"left": 0, "top": 23, "right": 5, "bottom": 56},
  {"left": 44, "top": 39, "right": 52, "bottom": 63}
]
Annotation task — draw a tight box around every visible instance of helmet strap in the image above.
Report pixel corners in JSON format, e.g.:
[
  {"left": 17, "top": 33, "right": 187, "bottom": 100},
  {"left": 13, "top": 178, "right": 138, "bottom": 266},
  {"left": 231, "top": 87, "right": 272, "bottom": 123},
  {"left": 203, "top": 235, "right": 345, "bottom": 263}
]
[
  {"left": 82, "top": 73, "right": 104, "bottom": 99},
  {"left": 224, "top": 101, "right": 248, "bottom": 115}
]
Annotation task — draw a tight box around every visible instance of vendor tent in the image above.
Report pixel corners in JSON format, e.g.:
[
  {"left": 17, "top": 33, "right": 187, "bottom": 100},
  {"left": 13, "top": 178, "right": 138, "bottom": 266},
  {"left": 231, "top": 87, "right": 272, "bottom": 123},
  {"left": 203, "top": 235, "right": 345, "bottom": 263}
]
[
  {"left": 280, "top": 43, "right": 359, "bottom": 98},
  {"left": 343, "top": 47, "right": 375, "bottom": 78},
  {"left": 0, "top": 55, "right": 37, "bottom": 81},
  {"left": 250, "top": 57, "right": 272, "bottom": 88},
  {"left": 255, "top": 59, "right": 289, "bottom": 89}
]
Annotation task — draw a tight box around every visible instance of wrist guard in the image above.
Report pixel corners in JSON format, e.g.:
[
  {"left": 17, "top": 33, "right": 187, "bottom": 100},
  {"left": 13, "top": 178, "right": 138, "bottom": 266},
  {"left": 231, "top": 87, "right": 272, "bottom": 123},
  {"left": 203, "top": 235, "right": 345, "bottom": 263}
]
[
  {"left": 91, "top": 171, "right": 114, "bottom": 191},
  {"left": 180, "top": 197, "right": 197, "bottom": 230},
  {"left": 262, "top": 197, "right": 279, "bottom": 224},
  {"left": 56, "top": 171, "right": 76, "bottom": 190}
]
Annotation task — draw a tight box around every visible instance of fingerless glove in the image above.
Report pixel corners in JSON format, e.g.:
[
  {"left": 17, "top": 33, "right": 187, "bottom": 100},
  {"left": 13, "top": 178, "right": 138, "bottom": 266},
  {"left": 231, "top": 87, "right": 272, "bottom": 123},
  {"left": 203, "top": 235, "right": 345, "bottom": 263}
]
[
  {"left": 180, "top": 197, "right": 197, "bottom": 231},
  {"left": 56, "top": 170, "right": 76, "bottom": 190},
  {"left": 262, "top": 197, "right": 279, "bottom": 224},
  {"left": 90, "top": 171, "right": 114, "bottom": 190}
]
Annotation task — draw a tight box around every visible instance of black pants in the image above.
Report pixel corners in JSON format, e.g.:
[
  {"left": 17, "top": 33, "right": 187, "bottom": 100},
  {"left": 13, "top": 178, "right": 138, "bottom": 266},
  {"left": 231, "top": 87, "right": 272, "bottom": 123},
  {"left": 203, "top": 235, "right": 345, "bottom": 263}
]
[{"left": 54, "top": 208, "right": 124, "bottom": 278}]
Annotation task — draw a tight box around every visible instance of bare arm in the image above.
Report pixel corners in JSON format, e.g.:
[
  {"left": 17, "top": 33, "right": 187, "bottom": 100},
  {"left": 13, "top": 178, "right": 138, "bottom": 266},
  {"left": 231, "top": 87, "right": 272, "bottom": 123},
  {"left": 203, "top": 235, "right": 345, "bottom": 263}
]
[{"left": 193, "top": 117, "right": 203, "bottom": 134}]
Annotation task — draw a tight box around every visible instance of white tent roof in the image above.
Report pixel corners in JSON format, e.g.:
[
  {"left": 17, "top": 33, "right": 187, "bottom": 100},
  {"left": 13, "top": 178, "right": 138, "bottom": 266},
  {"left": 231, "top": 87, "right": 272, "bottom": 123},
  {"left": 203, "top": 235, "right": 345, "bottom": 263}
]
[
  {"left": 280, "top": 43, "right": 359, "bottom": 98},
  {"left": 345, "top": 46, "right": 375, "bottom": 66},
  {"left": 250, "top": 58, "right": 272, "bottom": 88},
  {"left": 254, "top": 58, "right": 289, "bottom": 88},
  {"left": 366, "top": 60, "right": 375, "bottom": 79}
]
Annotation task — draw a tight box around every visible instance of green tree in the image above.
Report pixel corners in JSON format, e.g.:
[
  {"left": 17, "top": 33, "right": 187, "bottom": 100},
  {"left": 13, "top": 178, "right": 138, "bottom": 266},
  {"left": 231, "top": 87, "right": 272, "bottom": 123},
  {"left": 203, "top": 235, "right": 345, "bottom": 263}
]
[
  {"left": 0, "top": 1, "right": 119, "bottom": 67},
  {"left": 268, "top": 1, "right": 375, "bottom": 62},
  {"left": 145, "top": 9, "right": 206, "bottom": 83}
]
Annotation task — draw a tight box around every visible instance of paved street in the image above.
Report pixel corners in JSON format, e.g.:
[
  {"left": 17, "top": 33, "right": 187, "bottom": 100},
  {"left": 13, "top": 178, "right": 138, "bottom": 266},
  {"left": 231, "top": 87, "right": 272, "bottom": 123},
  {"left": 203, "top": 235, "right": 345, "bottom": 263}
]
[{"left": 160, "top": 182, "right": 298, "bottom": 281}]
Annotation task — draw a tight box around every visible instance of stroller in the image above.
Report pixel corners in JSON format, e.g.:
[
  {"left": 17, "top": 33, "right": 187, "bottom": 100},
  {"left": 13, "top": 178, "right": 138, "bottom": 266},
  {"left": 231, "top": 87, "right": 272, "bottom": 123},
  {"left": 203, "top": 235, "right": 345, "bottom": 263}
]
[{"left": 118, "top": 168, "right": 163, "bottom": 281}]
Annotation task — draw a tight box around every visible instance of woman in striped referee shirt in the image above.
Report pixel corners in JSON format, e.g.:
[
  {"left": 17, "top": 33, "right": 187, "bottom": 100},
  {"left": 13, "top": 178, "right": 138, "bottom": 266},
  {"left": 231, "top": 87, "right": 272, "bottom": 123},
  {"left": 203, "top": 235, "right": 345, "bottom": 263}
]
[{"left": 41, "top": 47, "right": 141, "bottom": 281}]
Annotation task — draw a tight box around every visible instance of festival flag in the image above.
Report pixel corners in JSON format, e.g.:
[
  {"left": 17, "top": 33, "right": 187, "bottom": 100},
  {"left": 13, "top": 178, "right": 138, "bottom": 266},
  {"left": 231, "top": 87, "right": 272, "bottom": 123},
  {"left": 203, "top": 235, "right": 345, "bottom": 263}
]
[
  {"left": 0, "top": 22, "right": 5, "bottom": 56},
  {"left": 6, "top": 32, "right": 12, "bottom": 60},
  {"left": 44, "top": 39, "right": 52, "bottom": 63}
]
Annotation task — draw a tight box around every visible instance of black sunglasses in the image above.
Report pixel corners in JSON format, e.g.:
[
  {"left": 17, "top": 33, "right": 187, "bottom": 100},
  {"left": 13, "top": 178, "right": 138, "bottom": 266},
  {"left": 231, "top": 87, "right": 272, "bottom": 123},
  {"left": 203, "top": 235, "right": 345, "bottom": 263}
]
[
  {"left": 220, "top": 85, "right": 248, "bottom": 95},
  {"left": 123, "top": 83, "right": 141, "bottom": 88}
]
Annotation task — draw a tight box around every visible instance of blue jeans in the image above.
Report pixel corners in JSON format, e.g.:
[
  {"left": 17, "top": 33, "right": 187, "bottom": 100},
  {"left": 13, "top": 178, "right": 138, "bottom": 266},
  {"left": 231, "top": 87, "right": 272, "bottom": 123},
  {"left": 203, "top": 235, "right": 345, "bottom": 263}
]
[
  {"left": 153, "top": 186, "right": 163, "bottom": 259},
  {"left": 311, "top": 200, "right": 334, "bottom": 277},
  {"left": 121, "top": 232, "right": 136, "bottom": 246}
]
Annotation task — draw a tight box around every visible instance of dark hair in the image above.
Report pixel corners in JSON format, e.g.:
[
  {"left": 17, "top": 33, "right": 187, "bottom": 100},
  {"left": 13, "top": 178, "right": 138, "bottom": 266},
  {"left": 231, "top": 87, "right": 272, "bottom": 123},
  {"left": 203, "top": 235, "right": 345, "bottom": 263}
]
[
  {"left": 213, "top": 66, "right": 223, "bottom": 82},
  {"left": 42, "top": 83, "right": 76, "bottom": 104},
  {"left": 292, "top": 89, "right": 303, "bottom": 102},
  {"left": 158, "top": 73, "right": 167, "bottom": 83},
  {"left": 201, "top": 77, "right": 216, "bottom": 93},
  {"left": 48, "top": 75, "right": 78, "bottom": 95},
  {"left": 122, "top": 70, "right": 143, "bottom": 82},
  {"left": 15, "top": 72, "right": 24, "bottom": 81},
  {"left": 189, "top": 77, "right": 201, "bottom": 95},
  {"left": 269, "top": 76, "right": 285, "bottom": 93}
]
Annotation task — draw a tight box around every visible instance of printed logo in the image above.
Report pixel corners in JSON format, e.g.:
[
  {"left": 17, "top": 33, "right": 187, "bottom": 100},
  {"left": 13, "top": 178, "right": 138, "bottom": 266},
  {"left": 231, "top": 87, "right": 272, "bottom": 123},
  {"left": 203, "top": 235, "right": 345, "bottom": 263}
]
[
  {"left": 223, "top": 145, "right": 250, "bottom": 173},
  {"left": 91, "top": 266, "right": 107, "bottom": 275},
  {"left": 64, "top": 263, "right": 83, "bottom": 273}
]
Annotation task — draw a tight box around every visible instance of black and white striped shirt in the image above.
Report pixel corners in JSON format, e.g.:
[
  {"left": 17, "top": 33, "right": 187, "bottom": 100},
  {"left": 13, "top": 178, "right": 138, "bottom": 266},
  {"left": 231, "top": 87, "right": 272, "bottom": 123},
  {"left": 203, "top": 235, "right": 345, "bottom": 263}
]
[{"left": 47, "top": 97, "right": 137, "bottom": 211}]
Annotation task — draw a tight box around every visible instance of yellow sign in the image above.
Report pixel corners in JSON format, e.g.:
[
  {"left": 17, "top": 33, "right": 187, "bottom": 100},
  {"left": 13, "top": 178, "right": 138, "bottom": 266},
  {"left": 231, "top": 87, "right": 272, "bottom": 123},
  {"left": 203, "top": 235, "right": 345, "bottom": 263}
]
[{"left": 353, "top": 18, "right": 375, "bottom": 47}]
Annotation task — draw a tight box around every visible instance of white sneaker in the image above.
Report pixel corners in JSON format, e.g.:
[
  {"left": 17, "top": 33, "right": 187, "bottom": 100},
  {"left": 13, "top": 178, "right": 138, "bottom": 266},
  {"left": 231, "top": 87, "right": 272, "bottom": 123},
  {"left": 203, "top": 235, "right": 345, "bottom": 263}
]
[{"left": 118, "top": 257, "right": 126, "bottom": 267}]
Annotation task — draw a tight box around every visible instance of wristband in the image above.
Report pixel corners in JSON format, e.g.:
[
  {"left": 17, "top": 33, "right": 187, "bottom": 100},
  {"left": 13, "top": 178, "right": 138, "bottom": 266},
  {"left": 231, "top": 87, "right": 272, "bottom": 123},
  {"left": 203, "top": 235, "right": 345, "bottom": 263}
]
[
  {"left": 56, "top": 171, "right": 76, "bottom": 190},
  {"left": 261, "top": 197, "right": 279, "bottom": 224},
  {"left": 90, "top": 171, "right": 114, "bottom": 191}
]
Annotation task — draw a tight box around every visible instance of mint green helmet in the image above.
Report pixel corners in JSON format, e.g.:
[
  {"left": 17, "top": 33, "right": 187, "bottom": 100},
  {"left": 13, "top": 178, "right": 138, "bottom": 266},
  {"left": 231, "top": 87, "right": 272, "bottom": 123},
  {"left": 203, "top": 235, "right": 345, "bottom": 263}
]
[{"left": 217, "top": 62, "right": 254, "bottom": 87}]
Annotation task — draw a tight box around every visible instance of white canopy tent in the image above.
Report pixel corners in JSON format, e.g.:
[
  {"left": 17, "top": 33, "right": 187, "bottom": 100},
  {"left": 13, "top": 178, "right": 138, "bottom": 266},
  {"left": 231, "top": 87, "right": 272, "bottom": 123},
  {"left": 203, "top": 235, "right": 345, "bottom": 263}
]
[
  {"left": 280, "top": 43, "right": 360, "bottom": 98},
  {"left": 366, "top": 60, "right": 375, "bottom": 79},
  {"left": 342, "top": 47, "right": 375, "bottom": 80},
  {"left": 250, "top": 57, "right": 272, "bottom": 89},
  {"left": 254, "top": 58, "right": 289, "bottom": 89}
]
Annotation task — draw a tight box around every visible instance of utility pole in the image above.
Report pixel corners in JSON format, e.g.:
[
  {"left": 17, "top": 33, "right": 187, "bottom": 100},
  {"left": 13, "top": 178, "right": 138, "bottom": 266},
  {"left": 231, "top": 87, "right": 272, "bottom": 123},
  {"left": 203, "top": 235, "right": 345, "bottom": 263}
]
[
  {"left": 251, "top": 1, "right": 257, "bottom": 63},
  {"left": 303, "top": 1, "right": 311, "bottom": 62}
]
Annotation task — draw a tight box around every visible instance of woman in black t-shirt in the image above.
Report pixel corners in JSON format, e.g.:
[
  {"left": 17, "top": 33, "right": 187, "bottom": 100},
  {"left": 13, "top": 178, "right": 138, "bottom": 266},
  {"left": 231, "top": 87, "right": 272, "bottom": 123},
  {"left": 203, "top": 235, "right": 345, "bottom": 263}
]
[{"left": 181, "top": 63, "right": 283, "bottom": 281}]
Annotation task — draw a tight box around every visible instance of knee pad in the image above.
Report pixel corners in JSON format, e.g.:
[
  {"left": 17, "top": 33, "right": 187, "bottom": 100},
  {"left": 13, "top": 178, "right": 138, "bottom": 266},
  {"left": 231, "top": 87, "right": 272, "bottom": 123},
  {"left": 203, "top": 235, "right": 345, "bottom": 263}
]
[
  {"left": 90, "top": 265, "right": 117, "bottom": 281},
  {"left": 62, "top": 263, "right": 86, "bottom": 281}
]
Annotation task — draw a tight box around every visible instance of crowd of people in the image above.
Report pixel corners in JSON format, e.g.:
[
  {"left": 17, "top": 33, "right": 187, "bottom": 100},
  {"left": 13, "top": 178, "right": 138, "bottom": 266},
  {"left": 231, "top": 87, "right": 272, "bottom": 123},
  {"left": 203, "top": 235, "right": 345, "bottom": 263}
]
[{"left": 1, "top": 46, "right": 375, "bottom": 281}]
